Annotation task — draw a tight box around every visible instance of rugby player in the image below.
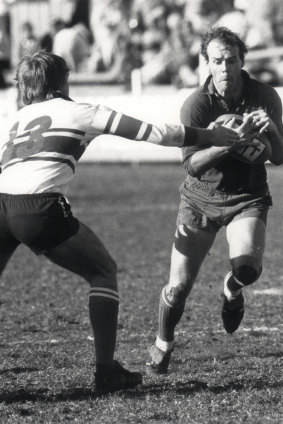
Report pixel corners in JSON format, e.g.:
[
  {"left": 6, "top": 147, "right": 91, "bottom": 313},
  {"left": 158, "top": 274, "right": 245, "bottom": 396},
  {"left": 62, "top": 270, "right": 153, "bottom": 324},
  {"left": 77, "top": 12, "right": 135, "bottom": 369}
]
[
  {"left": 0, "top": 51, "right": 244, "bottom": 394},
  {"left": 147, "top": 26, "right": 283, "bottom": 375}
]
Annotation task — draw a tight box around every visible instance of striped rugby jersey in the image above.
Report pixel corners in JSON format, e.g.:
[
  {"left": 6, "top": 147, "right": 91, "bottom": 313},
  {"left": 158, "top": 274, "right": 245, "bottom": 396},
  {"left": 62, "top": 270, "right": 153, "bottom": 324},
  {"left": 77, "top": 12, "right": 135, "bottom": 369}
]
[{"left": 0, "top": 96, "right": 186, "bottom": 194}]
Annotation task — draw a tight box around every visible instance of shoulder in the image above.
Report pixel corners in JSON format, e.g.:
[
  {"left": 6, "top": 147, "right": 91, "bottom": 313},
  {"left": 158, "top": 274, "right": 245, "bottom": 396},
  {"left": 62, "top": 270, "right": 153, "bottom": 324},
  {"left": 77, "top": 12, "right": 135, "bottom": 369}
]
[
  {"left": 50, "top": 98, "right": 98, "bottom": 115},
  {"left": 180, "top": 86, "right": 212, "bottom": 126},
  {"left": 181, "top": 86, "right": 208, "bottom": 109},
  {"left": 62, "top": 100, "right": 100, "bottom": 129},
  {"left": 31, "top": 99, "right": 99, "bottom": 131},
  {"left": 245, "top": 75, "right": 283, "bottom": 118},
  {"left": 247, "top": 75, "right": 281, "bottom": 100}
]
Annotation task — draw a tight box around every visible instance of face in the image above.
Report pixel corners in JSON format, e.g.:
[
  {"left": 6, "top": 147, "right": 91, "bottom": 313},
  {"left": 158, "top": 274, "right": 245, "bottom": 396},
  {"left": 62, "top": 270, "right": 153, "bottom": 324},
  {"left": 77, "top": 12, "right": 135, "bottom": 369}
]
[{"left": 206, "top": 39, "right": 243, "bottom": 98}]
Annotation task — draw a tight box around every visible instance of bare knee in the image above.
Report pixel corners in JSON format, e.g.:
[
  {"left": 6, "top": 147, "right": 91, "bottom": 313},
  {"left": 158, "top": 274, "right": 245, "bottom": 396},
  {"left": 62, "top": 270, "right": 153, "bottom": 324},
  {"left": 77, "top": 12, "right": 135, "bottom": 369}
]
[
  {"left": 165, "top": 281, "right": 191, "bottom": 306},
  {"left": 231, "top": 257, "right": 262, "bottom": 286}
]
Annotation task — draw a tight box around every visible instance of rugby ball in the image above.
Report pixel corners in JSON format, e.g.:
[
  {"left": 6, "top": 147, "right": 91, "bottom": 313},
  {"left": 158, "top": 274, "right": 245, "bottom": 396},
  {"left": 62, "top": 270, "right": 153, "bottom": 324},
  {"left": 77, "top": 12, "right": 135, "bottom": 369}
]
[{"left": 215, "top": 114, "right": 272, "bottom": 164}]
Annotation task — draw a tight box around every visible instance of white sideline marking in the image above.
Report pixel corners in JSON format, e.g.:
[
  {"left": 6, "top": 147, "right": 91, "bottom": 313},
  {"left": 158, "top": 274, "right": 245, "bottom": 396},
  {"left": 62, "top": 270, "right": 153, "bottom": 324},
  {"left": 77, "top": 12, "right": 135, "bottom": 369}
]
[
  {"left": 193, "top": 326, "right": 283, "bottom": 335},
  {"left": 241, "top": 326, "right": 281, "bottom": 332},
  {"left": 252, "top": 288, "right": 283, "bottom": 295},
  {"left": 0, "top": 337, "right": 94, "bottom": 346}
]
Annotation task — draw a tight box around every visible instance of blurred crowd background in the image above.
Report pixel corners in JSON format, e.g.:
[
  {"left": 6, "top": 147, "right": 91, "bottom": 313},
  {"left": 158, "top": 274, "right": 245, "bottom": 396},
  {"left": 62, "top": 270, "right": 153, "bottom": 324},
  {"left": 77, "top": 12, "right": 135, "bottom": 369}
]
[{"left": 1, "top": 0, "right": 283, "bottom": 90}]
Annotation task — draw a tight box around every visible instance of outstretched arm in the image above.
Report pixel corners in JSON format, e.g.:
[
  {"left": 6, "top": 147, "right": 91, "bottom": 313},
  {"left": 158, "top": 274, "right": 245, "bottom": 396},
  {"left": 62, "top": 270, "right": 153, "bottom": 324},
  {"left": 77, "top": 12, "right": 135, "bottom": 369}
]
[{"left": 91, "top": 104, "right": 240, "bottom": 148}]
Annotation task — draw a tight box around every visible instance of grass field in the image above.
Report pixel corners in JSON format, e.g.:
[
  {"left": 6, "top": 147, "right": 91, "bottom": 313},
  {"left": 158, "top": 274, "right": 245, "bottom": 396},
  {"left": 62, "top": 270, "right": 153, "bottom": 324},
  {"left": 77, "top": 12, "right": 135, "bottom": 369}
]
[{"left": 0, "top": 163, "right": 282, "bottom": 424}]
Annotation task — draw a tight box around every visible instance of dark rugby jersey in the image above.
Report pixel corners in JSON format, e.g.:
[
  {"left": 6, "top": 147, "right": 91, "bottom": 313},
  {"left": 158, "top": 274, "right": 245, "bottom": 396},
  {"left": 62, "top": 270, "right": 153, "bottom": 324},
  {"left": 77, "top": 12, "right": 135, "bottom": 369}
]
[{"left": 180, "top": 70, "right": 283, "bottom": 194}]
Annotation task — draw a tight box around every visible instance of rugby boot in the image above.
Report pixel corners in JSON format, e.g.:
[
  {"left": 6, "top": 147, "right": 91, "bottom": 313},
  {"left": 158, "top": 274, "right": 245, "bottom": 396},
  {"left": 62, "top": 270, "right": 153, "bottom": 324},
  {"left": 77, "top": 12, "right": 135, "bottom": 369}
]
[
  {"left": 146, "top": 343, "right": 174, "bottom": 374},
  {"left": 221, "top": 292, "right": 245, "bottom": 334},
  {"left": 95, "top": 360, "right": 142, "bottom": 394}
]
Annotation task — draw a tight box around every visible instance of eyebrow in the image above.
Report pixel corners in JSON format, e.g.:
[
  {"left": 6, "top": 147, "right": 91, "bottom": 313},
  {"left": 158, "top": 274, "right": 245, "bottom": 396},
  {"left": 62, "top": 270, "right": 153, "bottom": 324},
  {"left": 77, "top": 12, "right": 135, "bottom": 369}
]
[{"left": 211, "top": 54, "right": 237, "bottom": 60}]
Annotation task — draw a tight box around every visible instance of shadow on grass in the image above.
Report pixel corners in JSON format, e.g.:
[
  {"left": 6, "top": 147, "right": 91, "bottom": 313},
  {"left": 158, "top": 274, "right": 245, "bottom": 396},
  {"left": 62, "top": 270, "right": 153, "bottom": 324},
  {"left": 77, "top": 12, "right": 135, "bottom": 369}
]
[
  {"left": 1, "top": 378, "right": 283, "bottom": 403},
  {"left": 136, "top": 377, "right": 283, "bottom": 397},
  {"left": 0, "top": 367, "right": 40, "bottom": 375},
  {"left": 0, "top": 387, "right": 96, "bottom": 403}
]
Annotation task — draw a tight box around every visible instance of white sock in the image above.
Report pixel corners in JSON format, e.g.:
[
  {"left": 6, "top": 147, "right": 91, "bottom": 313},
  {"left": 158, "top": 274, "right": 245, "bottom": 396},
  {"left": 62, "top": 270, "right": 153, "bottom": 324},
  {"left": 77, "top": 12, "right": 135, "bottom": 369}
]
[
  {"left": 156, "top": 336, "right": 175, "bottom": 352},
  {"left": 224, "top": 271, "right": 242, "bottom": 301}
]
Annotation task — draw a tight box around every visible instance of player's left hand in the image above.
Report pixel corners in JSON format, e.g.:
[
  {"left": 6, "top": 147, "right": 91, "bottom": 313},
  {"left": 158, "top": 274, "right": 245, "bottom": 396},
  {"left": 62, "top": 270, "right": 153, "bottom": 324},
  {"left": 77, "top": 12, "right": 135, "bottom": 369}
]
[
  {"left": 236, "top": 115, "right": 260, "bottom": 143},
  {"left": 244, "top": 109, "right": 277, "bottom": 134}
]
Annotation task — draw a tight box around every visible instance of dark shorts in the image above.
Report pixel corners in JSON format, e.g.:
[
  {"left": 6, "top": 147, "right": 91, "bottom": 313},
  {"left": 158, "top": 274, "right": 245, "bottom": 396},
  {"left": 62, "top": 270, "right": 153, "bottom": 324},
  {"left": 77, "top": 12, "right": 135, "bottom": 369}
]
[
  {"left": 0, "top": 192, "right": 79, "bottom": 255},
  {"left": 177, "top": 186, "right": 272, "bottom": 233}
]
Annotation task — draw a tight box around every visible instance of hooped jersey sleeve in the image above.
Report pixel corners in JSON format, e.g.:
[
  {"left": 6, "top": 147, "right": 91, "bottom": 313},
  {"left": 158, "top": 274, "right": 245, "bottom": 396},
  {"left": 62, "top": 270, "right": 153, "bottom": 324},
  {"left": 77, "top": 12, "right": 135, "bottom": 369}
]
[
  {"left": 86, "top": 103, "right": 188, "bottom": 147},
  {"left": 0, "top": 97, "right": 195, "bottom": 195}
]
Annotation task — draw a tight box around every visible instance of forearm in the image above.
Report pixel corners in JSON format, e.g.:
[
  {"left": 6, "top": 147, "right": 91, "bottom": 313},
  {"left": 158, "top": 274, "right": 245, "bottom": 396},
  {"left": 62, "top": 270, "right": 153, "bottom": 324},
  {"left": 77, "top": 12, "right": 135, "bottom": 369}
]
[
  {"left": 147, "top": 125, "right": 223, "bottom": 147},
  {"left": 189, "top": 146, "right": 231, "bottom": 176},
  {"left": 91, "top": 105, "right": 238, "bottom": 148},
  {"left": 268, "top": 128, "right": 283, "bottom": 165},
  {"left": 91, "top": 105, "right": 186, "bottom": 146}
]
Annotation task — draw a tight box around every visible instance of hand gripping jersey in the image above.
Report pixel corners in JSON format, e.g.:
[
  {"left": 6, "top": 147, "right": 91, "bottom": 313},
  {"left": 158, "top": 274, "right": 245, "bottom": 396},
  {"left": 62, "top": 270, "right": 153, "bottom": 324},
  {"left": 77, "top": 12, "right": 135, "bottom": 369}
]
[{"left": 0, "top": 97, "right": 186, "bottom": 195}]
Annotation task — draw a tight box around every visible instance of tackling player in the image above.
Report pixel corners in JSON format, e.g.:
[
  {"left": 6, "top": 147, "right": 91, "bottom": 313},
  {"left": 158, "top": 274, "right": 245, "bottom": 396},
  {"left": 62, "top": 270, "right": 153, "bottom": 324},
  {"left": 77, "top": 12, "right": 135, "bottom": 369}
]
[
  {"left": 147, "top": 26, "right": 283, "bottom": 375},
  {"left": 0, "top": 51, "right": 244, "bottom": 394}
]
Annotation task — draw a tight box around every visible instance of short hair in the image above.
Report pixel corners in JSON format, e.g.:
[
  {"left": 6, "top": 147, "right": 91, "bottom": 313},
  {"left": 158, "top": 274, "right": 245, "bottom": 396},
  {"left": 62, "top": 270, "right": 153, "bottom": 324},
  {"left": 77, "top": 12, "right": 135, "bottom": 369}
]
[
  {"left": 16, "top": 51, "right": 70, "bottom": 105},
  {"left": 200, "top": 26, "right": 248, "bottom": 64}
]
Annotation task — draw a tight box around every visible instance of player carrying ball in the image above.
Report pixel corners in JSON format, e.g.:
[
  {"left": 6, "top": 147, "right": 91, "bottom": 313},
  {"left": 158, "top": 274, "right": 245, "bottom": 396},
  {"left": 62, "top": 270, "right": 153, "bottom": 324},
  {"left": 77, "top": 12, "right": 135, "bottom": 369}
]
[
  {"left": 147, "top": 26, "right": 283, "bottom": 375},
  {"left": 0, "top": 51, "right": 246, "bottom": 394}
]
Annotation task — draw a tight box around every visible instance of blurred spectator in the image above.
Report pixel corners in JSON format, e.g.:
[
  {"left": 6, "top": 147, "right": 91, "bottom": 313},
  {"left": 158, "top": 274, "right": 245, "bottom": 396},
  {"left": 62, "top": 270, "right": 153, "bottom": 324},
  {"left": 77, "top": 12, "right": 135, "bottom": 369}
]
[
  {"left": 138, "top": 10, "right": 199, "bottom": 87},
  {"left": 129, "top": 0, "right": 172, "bottom": 84},
  {"left": 87, "top": 25, "right": 141, "bottom": 85},
  {"left": 0, "top": 13, "right": 10, "bottom": 88},
  {"left": 39, "top": 19, "right": 65, "bottom": 53},
  {"left": 184, "top": 0, "right": 233, "bottom": 36},
  {"left": 165, "top": 12, "right": 200, "bottom": 87},
  {"left": 18, "top": 21, "right": 38, "bottom": 61},
  {"left": 215, "top": 7, "right": 248, "bottom": 39},
  {"left": 53, "top": 22, "right": 92, "bottom": 72},
  {"left": 89, "top": 0, "right": 131, "bottom": 70},
  {"left": 87, "top": 0, "right": 140, "bottom": 84},
  {"left": 215, "top": 0, "right": 283, "bottom": 85},
  {"left": 227, "top": 0, "right": 283, "bottom": 48},
  {"left": 242, "top": 0, "right": 282, "bottom": 85}
]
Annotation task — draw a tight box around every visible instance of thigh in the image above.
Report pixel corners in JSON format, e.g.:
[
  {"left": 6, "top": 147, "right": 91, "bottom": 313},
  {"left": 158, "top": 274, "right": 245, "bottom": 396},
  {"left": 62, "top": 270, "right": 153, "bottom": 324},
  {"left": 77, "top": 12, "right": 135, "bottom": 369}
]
[
  {"left": 45, "top": 222, "right": 117, "bottom": 288},
  {"left": 0, "top": 249, "right": 18, "bottom": 276},
  {"left": 169, "top": 224, "right": 216, "bottom": 291},
  {"left": 0, "top": 214, "right": 20, "bottom": 272},
  {"left": 226, "top": 217, "right": 266, "bottom": 266}
]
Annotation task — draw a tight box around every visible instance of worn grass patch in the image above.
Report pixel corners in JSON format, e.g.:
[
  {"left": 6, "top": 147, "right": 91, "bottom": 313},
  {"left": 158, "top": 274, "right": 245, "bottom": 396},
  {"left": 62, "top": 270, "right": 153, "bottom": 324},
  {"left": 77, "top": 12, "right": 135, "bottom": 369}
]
[{"left": 0, "top": 163, "right": 282, "bottom": 424}]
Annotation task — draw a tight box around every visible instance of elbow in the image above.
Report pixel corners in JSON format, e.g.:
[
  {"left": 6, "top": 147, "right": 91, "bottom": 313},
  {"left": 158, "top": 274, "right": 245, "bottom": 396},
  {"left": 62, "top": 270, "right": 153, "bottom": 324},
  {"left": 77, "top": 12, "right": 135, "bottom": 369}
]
[
  {"left": 270, "top": 153, "right": 283, "bottom": 166},
  {"left": 184, "top": 158, "right": 201, "bottom": 177}
]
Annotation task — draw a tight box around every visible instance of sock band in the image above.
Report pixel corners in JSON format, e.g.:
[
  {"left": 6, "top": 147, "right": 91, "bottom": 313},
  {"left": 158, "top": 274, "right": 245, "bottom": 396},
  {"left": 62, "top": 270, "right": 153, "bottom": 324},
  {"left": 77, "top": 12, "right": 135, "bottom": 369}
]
[
  {"left": 233, "top": 275, "right": 245, "bottom": 287},
  {"left": 89, "top": 287, "right": 119, "bottom": 303},
  {"left": 156, "top": 336, "right": 175, "bottom": 352}
]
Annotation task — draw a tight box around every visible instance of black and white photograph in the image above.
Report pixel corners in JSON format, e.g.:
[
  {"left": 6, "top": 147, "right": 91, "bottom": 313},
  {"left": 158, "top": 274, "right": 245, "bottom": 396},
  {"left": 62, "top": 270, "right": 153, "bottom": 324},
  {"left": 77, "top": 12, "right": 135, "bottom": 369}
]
[{"left": 0, "top": 0, "right": 282, "bottom": 423}]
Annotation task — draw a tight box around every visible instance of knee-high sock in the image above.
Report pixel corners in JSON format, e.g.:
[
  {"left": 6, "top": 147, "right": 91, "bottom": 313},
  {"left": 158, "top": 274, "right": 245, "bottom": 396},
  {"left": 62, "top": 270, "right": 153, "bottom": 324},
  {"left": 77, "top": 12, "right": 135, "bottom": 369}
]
[
  {"left": 89, "top": 287, "right": 119, "bottom": 366},
  {"left": 158, "top": 286, "right": 185, "bottom": 342}
]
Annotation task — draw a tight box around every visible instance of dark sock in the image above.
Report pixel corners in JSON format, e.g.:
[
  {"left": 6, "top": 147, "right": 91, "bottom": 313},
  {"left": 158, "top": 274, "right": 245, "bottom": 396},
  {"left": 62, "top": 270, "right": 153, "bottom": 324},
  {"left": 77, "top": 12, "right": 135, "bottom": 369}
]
[
  {"left": 158, "top": 286, "right": 185, "bottom": 341},
  {"left": 96, "top": 362, "right": 115, "bottom": 376},
  {"left": 89, "top": 287, "right": 119, "bottom": 368}
]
